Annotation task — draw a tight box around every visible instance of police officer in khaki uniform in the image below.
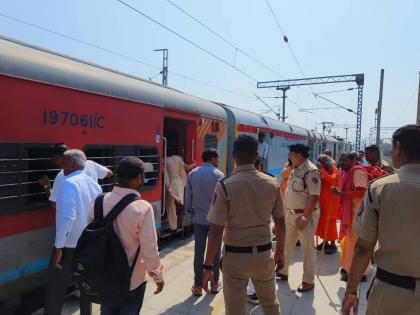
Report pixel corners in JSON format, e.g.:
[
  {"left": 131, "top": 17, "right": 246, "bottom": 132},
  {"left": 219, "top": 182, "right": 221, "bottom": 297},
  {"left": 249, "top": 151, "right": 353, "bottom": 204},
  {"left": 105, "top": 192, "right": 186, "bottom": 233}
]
[
  {"left": 342, "top": 125, "right": 420, "bottom": 315},
  {"left": 202, "top": 135, "right": 286, "bottom": 315},
  {"left": 276, "top": 144, "right": 321, "bottom": 293}
]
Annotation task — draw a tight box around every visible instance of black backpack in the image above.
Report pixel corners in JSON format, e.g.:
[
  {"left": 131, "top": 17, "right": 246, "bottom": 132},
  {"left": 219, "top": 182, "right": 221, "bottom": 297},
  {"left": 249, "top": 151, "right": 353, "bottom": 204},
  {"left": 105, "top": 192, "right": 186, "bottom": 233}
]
[{"left": 72, "top": 193, "right": 140, "bottom": 306}]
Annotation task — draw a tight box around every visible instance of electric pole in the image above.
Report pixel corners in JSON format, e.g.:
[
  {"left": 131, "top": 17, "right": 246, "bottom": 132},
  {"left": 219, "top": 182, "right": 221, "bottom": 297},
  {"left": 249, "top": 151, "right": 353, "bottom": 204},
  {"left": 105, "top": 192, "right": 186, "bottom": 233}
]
[
  {"left": 319, "top": 122, "right": 334, "bottom": 135},
  {"left": 417, "top": 71, "right": 420, "bottom": 125},
  {"left": 277, "top": 86, "right": 290, "bottom": 121},
  {"left": 376, "top": 69, "right": 384, "bottom": 146},
  {"left": 154, "top": 49, "right": 168, "bottom": 86}
]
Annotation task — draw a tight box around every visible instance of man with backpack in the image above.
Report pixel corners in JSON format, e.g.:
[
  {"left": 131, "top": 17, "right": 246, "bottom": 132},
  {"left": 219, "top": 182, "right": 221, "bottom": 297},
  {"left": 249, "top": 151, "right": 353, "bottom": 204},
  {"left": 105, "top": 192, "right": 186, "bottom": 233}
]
[{"left": 83, "top": 156, "right": 164, "bottom": 314}]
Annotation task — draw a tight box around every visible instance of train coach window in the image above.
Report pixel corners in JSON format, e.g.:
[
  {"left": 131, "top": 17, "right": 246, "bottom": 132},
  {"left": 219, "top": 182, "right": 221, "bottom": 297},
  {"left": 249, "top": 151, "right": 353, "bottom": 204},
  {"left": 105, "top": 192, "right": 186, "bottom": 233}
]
[
  {"left": 84, "top": 145, "right": 159, "bottom": 192},
  {"left": 0, "top": 143, "right": 59, "bottom": 214},
  {"left": 204, "top": 134, "right": 218, "bottom": 150}
]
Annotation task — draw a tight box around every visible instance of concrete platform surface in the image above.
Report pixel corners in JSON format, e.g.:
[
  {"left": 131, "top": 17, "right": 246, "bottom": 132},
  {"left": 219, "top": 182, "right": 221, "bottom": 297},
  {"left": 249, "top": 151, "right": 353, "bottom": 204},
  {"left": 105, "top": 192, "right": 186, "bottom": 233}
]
[{"left": 33, "top": 237, "right": 370, "bottom": 314}]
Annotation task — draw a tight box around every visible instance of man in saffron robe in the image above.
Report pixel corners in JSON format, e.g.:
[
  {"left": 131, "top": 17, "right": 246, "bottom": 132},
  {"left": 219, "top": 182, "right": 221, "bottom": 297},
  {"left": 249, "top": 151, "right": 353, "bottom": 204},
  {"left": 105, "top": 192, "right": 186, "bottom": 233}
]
[
  {"left": 332, "top": 152, "right": 370, "bottom": 281},
  {"left": 315, "top": 154, "right": 340, "bottom": 255}
]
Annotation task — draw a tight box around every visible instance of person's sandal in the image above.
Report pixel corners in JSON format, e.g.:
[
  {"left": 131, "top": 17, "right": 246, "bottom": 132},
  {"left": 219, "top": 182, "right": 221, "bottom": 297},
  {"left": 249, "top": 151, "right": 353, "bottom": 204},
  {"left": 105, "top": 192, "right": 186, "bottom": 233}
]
[
  {"left": 297, "top": 282, "right": 314, "bottom": 293},
  {"left": 210, "top": 282, "right": 221, "bottom": 294},
  {"left": 275, "top": 273, "right": 288, "bottom": 281},
  {"left": 191, "top": 286, "right": 203, "bottom": 297}
]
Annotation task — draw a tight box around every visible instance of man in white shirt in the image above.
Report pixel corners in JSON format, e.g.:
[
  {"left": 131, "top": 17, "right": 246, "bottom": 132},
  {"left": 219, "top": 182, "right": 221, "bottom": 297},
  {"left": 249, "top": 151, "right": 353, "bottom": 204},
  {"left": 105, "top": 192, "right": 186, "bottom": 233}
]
[
  {"left": 257, "top": 132, "right": 269, "bottom": 169},
  {"left": 44, "top": 149, "right": 102, "bottom": 315}
]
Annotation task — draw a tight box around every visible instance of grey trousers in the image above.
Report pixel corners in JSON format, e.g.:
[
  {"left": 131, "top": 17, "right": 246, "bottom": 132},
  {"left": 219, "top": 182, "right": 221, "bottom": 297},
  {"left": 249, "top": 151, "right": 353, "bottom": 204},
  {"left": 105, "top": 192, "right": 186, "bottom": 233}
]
[
  {"left": 193, "top": 223, "right": 221, "bottom": 287},
  {"left": 44, "top": 247, "right": 91, "bottom": 315}
]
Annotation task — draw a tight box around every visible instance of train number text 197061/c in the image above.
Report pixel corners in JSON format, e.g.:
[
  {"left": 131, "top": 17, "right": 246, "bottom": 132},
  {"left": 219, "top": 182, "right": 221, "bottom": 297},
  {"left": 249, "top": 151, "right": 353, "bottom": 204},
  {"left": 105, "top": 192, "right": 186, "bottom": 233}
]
[{"left": 42, "top": 109, "right": 105, "bottom": 129}]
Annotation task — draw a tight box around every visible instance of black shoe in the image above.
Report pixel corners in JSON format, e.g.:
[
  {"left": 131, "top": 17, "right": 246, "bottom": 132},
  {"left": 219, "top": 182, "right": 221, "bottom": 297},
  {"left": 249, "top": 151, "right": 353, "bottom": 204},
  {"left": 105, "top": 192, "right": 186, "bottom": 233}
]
[
  {"left": 316, "top": 242, "right": 325, "bottom": 251},
  {"left": 325, "top": 243, "right": 337, "bottom": 255},
  {"left": 296, "top": 240, "right": 301, "bottom": 247},
  {"left": 361, "top": 275, "right": 367, "bottom": 282}
]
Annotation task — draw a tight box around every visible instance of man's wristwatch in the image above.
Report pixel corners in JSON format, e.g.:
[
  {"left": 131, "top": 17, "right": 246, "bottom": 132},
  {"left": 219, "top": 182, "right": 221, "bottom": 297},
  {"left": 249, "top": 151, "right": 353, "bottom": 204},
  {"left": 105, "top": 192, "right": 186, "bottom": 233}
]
[
  {"left": 299, "top": 215, "right": 307, "bottom": 221},
  {"left": 203, "top": 264, "right": 213, "bottom": 271},
  {"left": 344, "top": 290, "right": 359, "bottom": 299}
]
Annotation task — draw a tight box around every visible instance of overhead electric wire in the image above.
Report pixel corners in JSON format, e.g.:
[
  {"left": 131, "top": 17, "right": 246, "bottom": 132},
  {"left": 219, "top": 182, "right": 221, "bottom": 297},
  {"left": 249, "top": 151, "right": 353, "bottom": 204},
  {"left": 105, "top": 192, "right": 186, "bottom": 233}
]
[
  {"left": 117, "top": 0, "right": 259, "bottom": 82},
  {"left": 116, "top": 0, "right": 319, "bottom": 116},
  {"left": 0, "top": 12, "right": 159, "bottom": 71},
  {"left": 396, "top": 86, "right": 418, "bottom": 123},
  {"left": 264, "top": 0, "right": 306, "bottom": 78},
  {"left": 164, "top": 0, "right": 287, "bottom": 79},
  {"left": 0, "top": 12, "right": 257, "bottom": 101},
  {"left": 313, "top": 93, "right": 356, "bottom": 114}
]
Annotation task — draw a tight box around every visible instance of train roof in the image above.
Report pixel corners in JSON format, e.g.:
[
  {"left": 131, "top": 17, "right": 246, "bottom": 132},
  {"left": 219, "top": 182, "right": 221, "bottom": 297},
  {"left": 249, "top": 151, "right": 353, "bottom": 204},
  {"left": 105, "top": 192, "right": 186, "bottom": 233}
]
[
  {"left": 263, "top": 117, "right": 295, "bottom": 134},
  {"left": 0, "top": 36, "right": 226, "bottom": 120},
  {"left": 219, "top": 104, "right": 267, "bottom": 128}
]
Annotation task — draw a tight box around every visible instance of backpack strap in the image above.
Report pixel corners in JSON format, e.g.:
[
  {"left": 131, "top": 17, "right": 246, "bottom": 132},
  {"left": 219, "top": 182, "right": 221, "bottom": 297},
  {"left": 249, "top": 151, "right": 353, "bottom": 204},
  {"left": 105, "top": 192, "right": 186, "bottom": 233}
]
[
  {"left": 94, "top": 193, "right": 106, "bottom": 224},
  {"left": 104, "top": 193, "right": 140, "bottom": 225}
]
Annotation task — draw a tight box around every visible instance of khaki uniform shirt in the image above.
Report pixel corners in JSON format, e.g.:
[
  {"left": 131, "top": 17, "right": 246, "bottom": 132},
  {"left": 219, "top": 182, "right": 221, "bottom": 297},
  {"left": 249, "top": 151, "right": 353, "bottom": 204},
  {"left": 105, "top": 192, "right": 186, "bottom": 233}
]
[
  {"left": 355, "top": 164, "right": 420, "bottom": 277},
  {"left": 207, "top": 164, "right": 284, "bottom": 247},
  {"left": 284, "top": 159, "right": 321, "bottom": 210}
]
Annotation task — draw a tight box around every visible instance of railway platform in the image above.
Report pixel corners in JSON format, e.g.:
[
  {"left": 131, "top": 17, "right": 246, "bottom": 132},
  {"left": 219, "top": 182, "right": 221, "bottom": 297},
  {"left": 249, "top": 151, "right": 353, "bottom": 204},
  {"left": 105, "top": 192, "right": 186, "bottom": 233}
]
[{"left": 32, "top": 236, "right": 369, "bottom": 315}]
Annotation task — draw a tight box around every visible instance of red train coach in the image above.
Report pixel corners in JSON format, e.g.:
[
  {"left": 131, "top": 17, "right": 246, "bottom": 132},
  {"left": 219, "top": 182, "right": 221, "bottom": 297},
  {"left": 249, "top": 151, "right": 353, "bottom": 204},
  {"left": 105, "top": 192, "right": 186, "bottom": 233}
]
[{"left": 0, "top": 36, "right": 227, "bottom": 305}]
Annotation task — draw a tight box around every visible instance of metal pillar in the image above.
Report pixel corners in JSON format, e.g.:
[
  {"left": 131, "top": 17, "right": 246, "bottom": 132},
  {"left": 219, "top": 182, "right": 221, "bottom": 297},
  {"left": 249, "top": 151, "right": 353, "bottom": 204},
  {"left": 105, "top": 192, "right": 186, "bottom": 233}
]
[
  {"left": 356, "top": 85, "right": 363, "bottom": 150},
  {"left": 376, "top": 69, "right": 384, "bottom": 146},
  {"left": 154, "top": 48, "right": 168, "bottom": 86},
  {"left": 277, "top": 86, "right": 290, "bottom": 122}
]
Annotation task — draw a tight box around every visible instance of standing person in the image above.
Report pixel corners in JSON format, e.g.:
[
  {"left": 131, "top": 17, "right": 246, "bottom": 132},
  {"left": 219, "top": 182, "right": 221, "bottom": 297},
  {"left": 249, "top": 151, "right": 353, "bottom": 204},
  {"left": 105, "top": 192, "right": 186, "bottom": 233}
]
[
  {"left": 184, "top": 149, "right": 224, "bottom": 297},
  {"left": 323, "top": 149, "right": 337, "bottom": 167},
  {"left": 332, "top": 152, "right": 370, "bottom": 282},
  {"left": 315, "top": 154, "right": 340, "bottom": 255},
  {"left": 44, "top": 150, "right": 102, "bottom": 315},
  {"left": 202, "top": 135, "right": 285, "bottom": 315},
  {"left": 258, "top": 132, "right": 269, "bottom": 169},
  {"left": 342, "top": 125, "right": 420, "bottom": 315},
  {"left": 357, "top": 150, "right": 368, "bottom": 166},
  {"left": 88, "top": 157, "right": 164, "bottom": 315},
  {"left": 39, "top": 144, "right": 113, "bottom": 206},
  {"left": 276, "top": 144, "right": 321, "bottom": 293},
  {"left": 280, "top": 160, "right": 292, "bottom": 200},
  {"left": 365, "top": 144, "right": 395, "bottom": 174},
  {"left": 164, "top": 153, "right": 195, "bottom": 231}
]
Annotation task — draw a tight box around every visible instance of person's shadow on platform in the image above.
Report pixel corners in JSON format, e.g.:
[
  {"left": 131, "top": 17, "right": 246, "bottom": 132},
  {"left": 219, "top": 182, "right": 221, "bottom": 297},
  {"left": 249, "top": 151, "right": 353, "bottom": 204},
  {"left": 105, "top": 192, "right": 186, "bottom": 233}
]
[{"left": 159, "top": 292, "right": 217, "bottom": 315}]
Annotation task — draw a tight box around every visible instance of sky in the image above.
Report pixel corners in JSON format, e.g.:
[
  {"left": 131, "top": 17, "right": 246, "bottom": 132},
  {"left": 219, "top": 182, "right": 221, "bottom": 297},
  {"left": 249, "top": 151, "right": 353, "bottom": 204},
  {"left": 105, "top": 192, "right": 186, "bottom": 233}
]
[{"left": 1, "top": 0, "right": 419, "bottom": 145}]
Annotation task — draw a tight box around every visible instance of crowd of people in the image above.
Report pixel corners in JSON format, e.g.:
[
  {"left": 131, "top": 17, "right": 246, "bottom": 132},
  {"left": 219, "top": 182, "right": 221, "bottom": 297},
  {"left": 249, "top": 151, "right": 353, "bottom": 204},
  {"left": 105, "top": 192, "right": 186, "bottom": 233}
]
[{"left": 38, "top": 124, "right": 420, "bottom": 315}]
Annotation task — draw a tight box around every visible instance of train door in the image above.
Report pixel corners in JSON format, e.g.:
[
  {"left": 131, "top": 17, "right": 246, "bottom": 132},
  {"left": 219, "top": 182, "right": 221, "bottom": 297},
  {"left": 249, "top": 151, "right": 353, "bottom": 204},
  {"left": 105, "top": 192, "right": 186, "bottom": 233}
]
[{"left": 161, "top": 116, "right": 196, "bottom": 238}]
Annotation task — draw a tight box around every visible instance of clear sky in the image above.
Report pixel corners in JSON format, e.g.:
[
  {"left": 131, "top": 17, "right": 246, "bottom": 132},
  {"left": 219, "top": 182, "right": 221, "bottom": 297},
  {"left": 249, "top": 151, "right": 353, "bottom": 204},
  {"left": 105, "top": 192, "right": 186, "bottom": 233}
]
[{"left": 1, "top": 0, "right": 419, "bottom": 145}]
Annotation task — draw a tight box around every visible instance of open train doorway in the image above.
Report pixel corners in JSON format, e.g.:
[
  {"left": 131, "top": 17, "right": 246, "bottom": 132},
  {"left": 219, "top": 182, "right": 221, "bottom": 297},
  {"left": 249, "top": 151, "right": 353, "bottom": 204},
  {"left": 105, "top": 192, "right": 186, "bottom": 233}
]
[{"left": 161, "top": 117, "right": 196, "bottom": 238}]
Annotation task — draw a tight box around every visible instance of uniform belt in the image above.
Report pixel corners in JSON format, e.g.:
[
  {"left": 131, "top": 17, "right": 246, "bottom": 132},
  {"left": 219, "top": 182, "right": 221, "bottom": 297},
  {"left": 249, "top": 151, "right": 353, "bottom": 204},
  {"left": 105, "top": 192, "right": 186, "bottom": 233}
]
[
  {"left": 288, "top": 209, "right": 305, "bottom": 214},
  {"left": 224, "top": 243, "right": 272, "bottom": 254},
  {"left": 376, "top": 268, "right": 416, "bottom": 291}
]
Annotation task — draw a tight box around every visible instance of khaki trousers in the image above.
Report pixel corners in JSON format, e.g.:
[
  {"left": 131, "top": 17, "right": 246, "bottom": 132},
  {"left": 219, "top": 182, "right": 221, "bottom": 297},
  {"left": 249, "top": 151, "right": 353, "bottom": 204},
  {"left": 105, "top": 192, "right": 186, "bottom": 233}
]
[
  {"left": 166, "top": 193, "right": 177, "bottom": 231},
  {"left": 222, "top": 248, "right": 281, "bottom": 315},
  {"left": 279, "top": 210, "right": 320, "bottom": 284},
  {"left": 366, "top": 279, "right": 420, "bottom": 315}
]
